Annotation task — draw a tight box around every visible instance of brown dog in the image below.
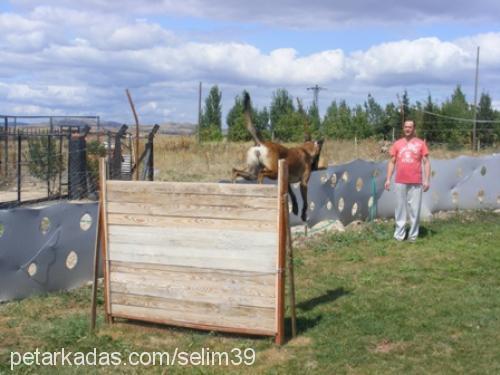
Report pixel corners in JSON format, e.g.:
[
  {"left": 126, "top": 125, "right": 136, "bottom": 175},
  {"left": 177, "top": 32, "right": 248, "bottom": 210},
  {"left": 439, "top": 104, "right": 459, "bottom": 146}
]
[{"left": 232, "top": 93, "right": 324, "bottom": 222}]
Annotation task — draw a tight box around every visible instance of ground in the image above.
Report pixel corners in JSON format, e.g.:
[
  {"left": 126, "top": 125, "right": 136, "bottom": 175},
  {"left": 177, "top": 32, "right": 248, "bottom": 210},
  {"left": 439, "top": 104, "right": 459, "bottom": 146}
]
[{"left": 1, "top": 210, "right": 499, "bottom": 374}]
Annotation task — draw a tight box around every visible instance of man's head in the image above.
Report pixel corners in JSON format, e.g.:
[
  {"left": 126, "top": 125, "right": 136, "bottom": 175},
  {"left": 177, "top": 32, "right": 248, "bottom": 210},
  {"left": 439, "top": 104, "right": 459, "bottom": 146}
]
[{"left": 403, "top": 120, "right": 416, "bottom": 138}]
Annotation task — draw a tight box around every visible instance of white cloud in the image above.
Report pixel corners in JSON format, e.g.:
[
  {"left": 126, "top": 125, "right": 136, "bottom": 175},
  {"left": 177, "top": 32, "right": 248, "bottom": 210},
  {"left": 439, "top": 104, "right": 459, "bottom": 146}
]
[{"left": 1, "top": 3, "right": 499, "bottom": 123}]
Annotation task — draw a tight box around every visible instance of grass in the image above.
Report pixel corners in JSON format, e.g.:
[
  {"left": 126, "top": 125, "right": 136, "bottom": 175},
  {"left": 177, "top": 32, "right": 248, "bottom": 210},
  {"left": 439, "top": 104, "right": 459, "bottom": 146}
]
[
  {"left": 152, "top": 135, "right": 500, "bottom": 182},
  {"left": 1, "top": 210, "right": 499, "bottom": 374}
]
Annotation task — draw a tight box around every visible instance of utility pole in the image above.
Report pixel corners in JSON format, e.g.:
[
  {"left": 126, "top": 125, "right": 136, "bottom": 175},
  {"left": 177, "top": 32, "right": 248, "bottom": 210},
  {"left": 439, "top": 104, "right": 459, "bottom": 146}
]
[
  {"left": 472, "top": 46, "right": 480, "bottom": 151},
  {"left": 197, "top": 82, "right": 202, "bottom": 143},
  {"left": 307, "top": 84, "right": 326, "bottom": 110}
]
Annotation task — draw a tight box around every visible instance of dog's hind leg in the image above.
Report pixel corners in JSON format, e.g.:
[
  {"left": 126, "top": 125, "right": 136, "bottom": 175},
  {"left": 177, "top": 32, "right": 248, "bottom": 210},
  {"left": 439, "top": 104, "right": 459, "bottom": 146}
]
[
  {"left": 288, "top": 185, "right": 299, "bottom": 216},
  {"left": 232, "top": 168, "right": 257, "bottom": 182}
]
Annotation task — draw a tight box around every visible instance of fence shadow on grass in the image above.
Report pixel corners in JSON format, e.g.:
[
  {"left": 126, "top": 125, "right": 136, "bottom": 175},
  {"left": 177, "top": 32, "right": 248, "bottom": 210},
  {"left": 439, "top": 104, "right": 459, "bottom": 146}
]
[{"left": 297, "top": 287, "right": 350, "bottom": 312}]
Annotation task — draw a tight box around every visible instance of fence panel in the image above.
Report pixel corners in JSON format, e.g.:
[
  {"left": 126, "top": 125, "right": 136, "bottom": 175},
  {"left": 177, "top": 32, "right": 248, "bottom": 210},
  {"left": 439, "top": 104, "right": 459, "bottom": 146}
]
[{"left": 101, "top": 164, "right": 287, "bottom": 342}]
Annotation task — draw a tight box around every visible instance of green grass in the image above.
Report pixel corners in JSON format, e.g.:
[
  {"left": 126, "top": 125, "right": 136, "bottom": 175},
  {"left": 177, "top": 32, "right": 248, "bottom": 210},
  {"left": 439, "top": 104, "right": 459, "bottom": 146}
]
[{"left": 1, "top": 211, "right": 499, "bottom": 374}]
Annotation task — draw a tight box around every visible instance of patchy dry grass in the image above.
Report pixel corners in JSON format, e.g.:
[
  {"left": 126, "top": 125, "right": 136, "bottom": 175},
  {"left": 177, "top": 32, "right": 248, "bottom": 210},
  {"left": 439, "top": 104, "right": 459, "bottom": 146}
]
[
  {"left": 152, "top": 135, "right": 499, "bottom": 182},
  {"left": 1, "top": 211, "right": 500, "bottom": 374}
]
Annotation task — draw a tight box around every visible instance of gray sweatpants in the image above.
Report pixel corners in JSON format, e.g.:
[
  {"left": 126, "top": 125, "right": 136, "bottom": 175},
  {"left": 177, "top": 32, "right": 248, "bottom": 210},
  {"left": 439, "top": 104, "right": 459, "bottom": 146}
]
[{"left": 394, "top": 183, "right": 423, "bottom": 241}]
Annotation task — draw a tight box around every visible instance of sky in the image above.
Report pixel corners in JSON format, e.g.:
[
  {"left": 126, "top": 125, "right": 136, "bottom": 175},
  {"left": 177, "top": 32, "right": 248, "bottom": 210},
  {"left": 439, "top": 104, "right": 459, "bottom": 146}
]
[{"left": 1, "top": 0, "right": 499, "bottom": 126}]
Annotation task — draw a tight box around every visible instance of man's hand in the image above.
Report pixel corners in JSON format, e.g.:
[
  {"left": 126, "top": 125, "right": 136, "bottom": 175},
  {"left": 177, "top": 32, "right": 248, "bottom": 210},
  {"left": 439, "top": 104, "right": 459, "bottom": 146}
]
[
  {"left": 423, "top": 181, "right": 430, "bottom": 192},
  {"left": 384, "top": 179, "right": 391, "bottom": 191}
]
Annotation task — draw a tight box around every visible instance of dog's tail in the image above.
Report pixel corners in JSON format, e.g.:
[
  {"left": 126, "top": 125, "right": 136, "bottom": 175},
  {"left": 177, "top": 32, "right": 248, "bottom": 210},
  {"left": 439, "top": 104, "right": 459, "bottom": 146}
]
[{"left": 243, "top": 92, "right": 262, "bottom": 145}]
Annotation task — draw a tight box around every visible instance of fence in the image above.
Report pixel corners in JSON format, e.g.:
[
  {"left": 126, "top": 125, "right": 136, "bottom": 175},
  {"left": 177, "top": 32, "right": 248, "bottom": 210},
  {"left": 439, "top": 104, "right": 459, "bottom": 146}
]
[
  {"left": 0, "top": 115, "right": 160, "bottom": 208},
  {"left": 99, "top": 159, "right": 288, "bottom": 343}
]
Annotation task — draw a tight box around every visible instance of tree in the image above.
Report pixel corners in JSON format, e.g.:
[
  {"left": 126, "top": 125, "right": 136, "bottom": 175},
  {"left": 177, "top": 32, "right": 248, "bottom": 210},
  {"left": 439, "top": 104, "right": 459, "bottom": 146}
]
[
  {"left": 421, "top": 95, "right": 438, "bottom": 142},
  {"left": 226, "top": 92, "right": 248, "bottom": 142},
  {"left": 364, "top": 94, "right": 384, "bottom": 137},
  {"left": 322, "top": 100, "right": 339, "bottom": 139},
  {"left": 270, "top": 89, "right": 294, "bottom": 139},
  {"left": 199, "top": 85, "right": 223, "bottom": 141},
  {"left": 476, "top": 92, "right": 497, "bottom": 146},
  {"left": 307, "top": 101, "right": 322, "bottom": 138},
  {"left": 441, "top": 85, "right": 471, "bottom": 147},
  {"left": 352, "top": 104, "right": 372, "bottom": 139}
]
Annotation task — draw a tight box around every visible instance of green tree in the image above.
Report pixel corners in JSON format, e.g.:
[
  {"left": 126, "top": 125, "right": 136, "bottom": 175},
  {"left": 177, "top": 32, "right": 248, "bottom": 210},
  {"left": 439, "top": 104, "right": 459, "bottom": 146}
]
[
  {"left": 441, "top": 85, "right": 471, "bottom": 147},
  {"left": 307, "top": 101, "right": 322, "bottom": 138},
  {"left": 364, "top": 94, "right": 384, "bottom": 137},
  {"left": 226, "top": 92, "right": 248, "bottom": 142},
  {"left": 383, "top": 103, "right": 401, "bottom": 140},
  {"left": 476, "top": 92, "right": 497, "bottom": 146},
  {"left": 352, "top": 104, "right": 372, "bottom": 138},
  {"left": 270, "top": 89, "right": 294, "bottom": 139},
  {"left": 199, "top": 85, "right": 223, "bottom": 141},
  {"left": 322, "top": 100, "right": 339, "bottom": 139},
  {"left": 422, "top": 95, "right": 440, "bottom": 143},
  {"left": 274, "top": 111, "right": 307, "bottom": 142}
]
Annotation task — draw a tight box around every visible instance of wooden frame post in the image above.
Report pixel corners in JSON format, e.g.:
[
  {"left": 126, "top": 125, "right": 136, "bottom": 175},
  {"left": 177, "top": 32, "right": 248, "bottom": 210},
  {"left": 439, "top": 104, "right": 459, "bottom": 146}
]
[
  {"left": 98, "top": 158, "right": 112, "bottom": 324},
  {"left": 276, "top": 159, "right": 288, "bottom": 344}
]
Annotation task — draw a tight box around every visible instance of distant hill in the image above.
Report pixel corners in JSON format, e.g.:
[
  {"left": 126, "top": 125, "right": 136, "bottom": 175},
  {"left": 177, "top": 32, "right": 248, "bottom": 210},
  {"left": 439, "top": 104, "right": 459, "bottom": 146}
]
[{"left": 10, "top": 118, "right": 197, "bottom": 135}]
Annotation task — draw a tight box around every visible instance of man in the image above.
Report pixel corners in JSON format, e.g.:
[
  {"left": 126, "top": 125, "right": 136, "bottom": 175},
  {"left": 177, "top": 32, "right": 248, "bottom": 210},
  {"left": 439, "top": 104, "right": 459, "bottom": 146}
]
[{"left": 385, "top": 120, "right": 431, "bottom": 242}]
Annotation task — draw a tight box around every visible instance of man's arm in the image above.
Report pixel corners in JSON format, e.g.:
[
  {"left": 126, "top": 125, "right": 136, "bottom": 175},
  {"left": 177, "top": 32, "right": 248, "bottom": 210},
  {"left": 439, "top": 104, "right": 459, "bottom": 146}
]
[
  {"left": 385, "top": 156, "right": 396, "bottom": 191},
  {"left": 422, "top": 156, "right": 431, "bottom": 192}
]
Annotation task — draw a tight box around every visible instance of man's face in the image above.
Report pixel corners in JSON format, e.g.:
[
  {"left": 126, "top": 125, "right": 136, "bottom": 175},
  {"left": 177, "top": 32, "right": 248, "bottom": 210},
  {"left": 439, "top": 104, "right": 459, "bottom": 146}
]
[{"left": 403, "top": 121, "right": 415, "bottom": 137}]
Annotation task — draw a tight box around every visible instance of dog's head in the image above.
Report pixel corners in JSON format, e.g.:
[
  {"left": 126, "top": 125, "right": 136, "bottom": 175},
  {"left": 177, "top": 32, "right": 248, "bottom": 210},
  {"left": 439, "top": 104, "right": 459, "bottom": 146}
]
[{"left": 303, "top": 139, "right": 324, "bottom": 171}]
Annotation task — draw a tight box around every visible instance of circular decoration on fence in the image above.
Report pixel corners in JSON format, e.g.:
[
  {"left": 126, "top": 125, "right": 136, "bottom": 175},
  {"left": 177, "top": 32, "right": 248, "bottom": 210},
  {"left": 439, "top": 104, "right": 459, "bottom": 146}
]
[
  {"left": 480, "top": 166, "right": 487, "bottom": 176},
  {"left": 368, "top": 196, "right": 374, "bottom": 208},
  {"left": 40, "top": 217, "right": 51, "bottom": 235},
  {"left": 80, "top": 213, "right": 92, "bottom": 231},
  {"left": 326, "top": 200, "right": 333, "bottom": 210},
  {"left": 355, "top": 177, "right": 363, "bottom": 192},
  {"left": 351, "top": 202, "right": 358, "bottom": 216},
  {"left": 309, "top": 201, "right": 315, "bottom": 211},
  {"left": 66, "top": 251, "right": 78, "bottom": 270},
  {"left": 451, "top": 191, "right": 459, "bottom": 205},
  {"left": 320, "top": 174, "right": 329, "bottom": 184},
  {"left": 338, "top": 197, "right": 345, "bottom": 212},
  {"left": 330, "top": 174, "right": 337, "bottom": 187},
  {"left": 431, "top": 170, "right": 436, "bottom": 178},
  {"left": 477, "top": 190, "right": 485, "bottom": 203},
  {"left": 342, "top": 171, "right": 349, "bottom": 183},
  {"left": 0, "top": 223, "right": 4, "bottom": 238},
  {"left": 456, "top": 167, "right": 463, "bottom": 178},
  {"left": 497, "top": 195, "right": 500, "bottom": 205},
  {"left": 27, "top": 262, "right": 37, "bottom": 277},
  {"left": 372, "top": 168, "right": 381, "bottom": 177}
]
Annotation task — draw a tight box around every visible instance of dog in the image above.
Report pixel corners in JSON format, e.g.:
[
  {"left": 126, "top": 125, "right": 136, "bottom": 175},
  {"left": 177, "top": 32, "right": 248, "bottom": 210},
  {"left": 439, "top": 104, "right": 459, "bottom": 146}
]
[{"left": 231, "top": 92, "right": 324, "bottom": 222}]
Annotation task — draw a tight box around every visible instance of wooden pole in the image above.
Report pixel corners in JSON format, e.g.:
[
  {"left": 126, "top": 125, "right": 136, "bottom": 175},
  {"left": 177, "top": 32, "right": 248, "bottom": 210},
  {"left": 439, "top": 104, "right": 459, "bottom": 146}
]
[
  {"left": 90, "top": 200, "right": 102, "bottom": 333},
  {"left": 125, "top": 89, "right": 140, "bottom": 180},
  {"left": 98, "top": 158, "right": 112, "bottom": 324},
  {"left": 276, "top": 159, "right": 288, "bottom": 345},
  {"left": 285, "top": 199, "right": 297, "bottom": 338},
  {"left": 472, "top": 46, "right": 480, "bottom": 151}
]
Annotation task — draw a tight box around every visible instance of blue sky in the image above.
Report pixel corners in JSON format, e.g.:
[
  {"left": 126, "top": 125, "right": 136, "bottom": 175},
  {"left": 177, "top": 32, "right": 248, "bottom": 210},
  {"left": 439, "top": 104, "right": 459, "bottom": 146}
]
[{"left": 1, "top": 0, "right": 499, "bottom": 125}]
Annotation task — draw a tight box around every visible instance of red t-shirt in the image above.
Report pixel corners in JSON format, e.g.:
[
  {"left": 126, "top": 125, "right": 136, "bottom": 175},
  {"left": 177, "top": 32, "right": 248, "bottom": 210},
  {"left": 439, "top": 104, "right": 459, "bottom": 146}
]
[{"left": 389, "top": 137, "right": 429, "bottom": 184}]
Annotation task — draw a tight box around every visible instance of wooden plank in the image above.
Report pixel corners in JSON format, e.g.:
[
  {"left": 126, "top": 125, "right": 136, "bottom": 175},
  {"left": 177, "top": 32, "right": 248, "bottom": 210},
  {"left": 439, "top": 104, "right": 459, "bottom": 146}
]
[
  {"left": 107, "top": 180, "right": 277, "bottom": 197},
  {"left": 109, "top": 245, "right": 275, "bottom": 273},
  {"left": 111, "top": 308, "right": 275, "bottom": 336},
  {"left": 111, "top": 293, "right": 275, "bottom": 332},
  {"left": 110, "top": 261, "right": 275, "bottom": 291},
  {"left": 107, "top": 190, "right": 277, "bottom": 209},
  {"left": 106, "top": 201, "right": 276, "bottom": 222},
  {"left": 107, "top": 213, "right": 277, "bottom": 232},
  {"left": 110, "top": 278, "right": 274, "bottom": 309},
  {"left": 109, "top": 224, "right": 276, "bottom": 254}
]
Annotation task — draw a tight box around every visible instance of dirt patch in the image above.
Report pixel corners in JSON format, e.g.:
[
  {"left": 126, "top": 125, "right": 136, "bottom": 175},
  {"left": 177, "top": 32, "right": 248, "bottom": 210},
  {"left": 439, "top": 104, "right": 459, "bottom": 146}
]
[{"left": 371, "top": 339, "right": 409, "bottom": 354}]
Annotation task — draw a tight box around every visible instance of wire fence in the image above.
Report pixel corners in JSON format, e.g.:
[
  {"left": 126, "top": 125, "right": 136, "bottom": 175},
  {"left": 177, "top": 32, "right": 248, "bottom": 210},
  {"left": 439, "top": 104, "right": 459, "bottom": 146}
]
[{"left": 0, "top": 120, "right": 159, "bottom": 208}]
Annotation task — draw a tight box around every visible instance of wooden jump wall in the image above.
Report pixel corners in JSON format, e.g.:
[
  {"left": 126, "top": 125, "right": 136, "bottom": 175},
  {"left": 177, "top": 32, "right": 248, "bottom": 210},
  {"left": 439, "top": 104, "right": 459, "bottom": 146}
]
[{"left": 99, "top": 159, "right": 288, "bottom": 344}]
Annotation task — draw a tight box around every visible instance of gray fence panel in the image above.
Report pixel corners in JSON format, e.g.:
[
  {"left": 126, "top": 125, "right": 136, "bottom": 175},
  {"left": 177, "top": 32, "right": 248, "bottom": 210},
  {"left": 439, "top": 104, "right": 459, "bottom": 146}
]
[{"left": 0, "top": 202, "right": 99, "bottom": 302}]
